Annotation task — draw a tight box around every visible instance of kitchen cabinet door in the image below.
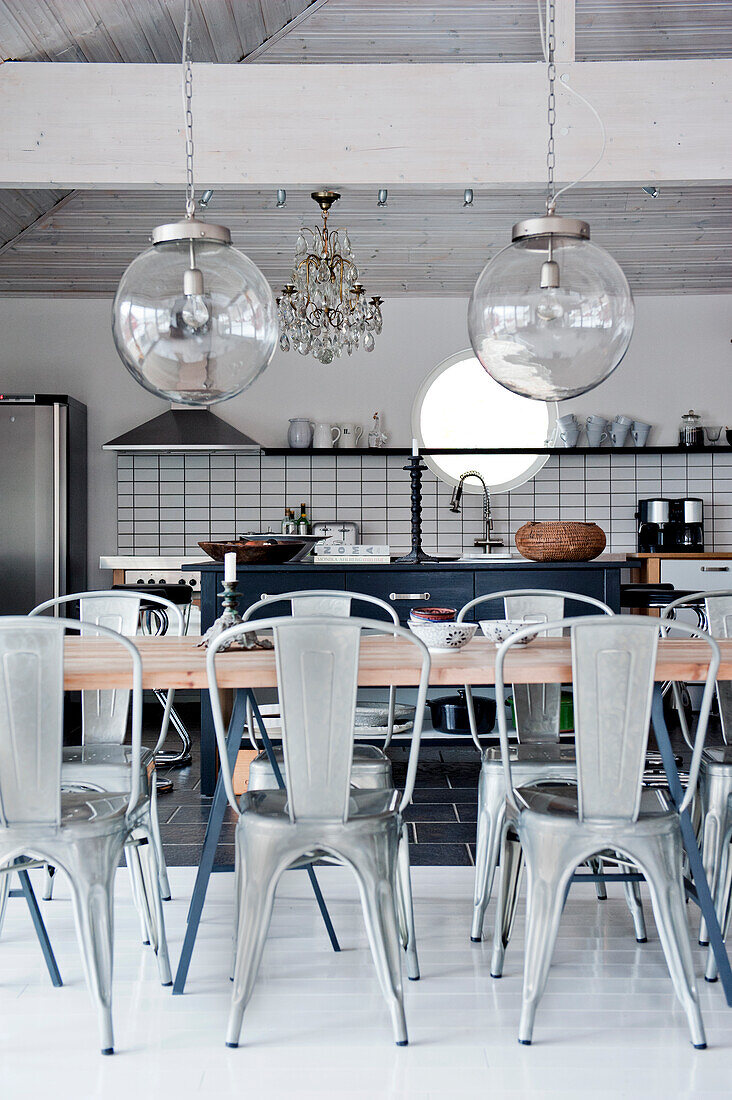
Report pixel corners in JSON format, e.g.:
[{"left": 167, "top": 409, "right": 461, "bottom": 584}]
[
  {"left": 473, "top": 568, "right": 615, "bottom": 617},
  {"left": 661, "top": 559, "right": 732, "bottom": 593},
  {"left": 346, "top": 570, "right": 474, "bottom": 623},
  {"left": 236, "top": 571, "right": 347, "bottom": 619}
]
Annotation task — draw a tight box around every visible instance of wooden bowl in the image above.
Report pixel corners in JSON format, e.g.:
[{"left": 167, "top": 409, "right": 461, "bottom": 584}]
[{"left": 198, "top": 539, "right": 306, "bottom": 565}]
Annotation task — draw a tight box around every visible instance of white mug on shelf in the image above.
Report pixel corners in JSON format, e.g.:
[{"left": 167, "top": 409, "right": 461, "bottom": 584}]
[
  {"left": 339, "top": 423, "right": 363, "bottom": 449},
  {"left": 631, "top": 420, "right": 652, "bottom": 446},
  {"left": 559, "top": 426, "right": 580, "bottom": 448},
  {"left": 610, "top": 419, "right": 631, "bottom": 447},
  {"left": 312, "top": 422, "right": 341, "bottom": 449}
]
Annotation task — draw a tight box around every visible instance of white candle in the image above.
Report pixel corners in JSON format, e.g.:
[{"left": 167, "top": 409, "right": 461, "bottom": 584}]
[
  {"left": 224, "top": 552, "right": 237, "bottom": 583},
  {"left": 412, "top": 437, "right": 419, "bottom": 457}
]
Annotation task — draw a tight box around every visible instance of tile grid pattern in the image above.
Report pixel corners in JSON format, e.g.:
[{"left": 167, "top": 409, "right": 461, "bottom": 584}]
[{"left": 118, "top": 450, "right": 732, "bottom": 555}]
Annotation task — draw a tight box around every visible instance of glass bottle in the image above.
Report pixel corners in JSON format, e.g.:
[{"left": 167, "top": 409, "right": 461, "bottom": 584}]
[
  {"left": 281, "top": 508, "right": 296, "bottom": 535},
  {"left": 297, "top": 503, "right": 311, "bottom": 535}
]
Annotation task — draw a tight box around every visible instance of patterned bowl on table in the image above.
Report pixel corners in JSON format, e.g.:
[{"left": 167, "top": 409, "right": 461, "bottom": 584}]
[
  {"left": 409, "top": 607, "right": 456, "bottom": 623},
  {"left": 408, "top": 620, "right": 478, "bottom": 653},
  {"left": 479, "top": 619, "right": 541, "bottom": 647}
]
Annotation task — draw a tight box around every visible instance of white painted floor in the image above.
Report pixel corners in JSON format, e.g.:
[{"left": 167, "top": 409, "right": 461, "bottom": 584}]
[{"left": 1, "top": 866, "right": 732, "bottom": 1099}]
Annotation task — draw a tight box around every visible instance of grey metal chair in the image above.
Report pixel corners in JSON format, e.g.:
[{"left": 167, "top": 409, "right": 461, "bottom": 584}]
[
  {"left": 30, "top": 591, "right": 183, "bottom": 911},
  {"left": 661, "top": 590, "right": 732, "bottom": 963},
  {"left": 207, "top": 614, "right": 430, "bottom": 1048},
  {"left": 243, "top": 591, "right": 399, "bottom": 791},
  {"left": 489, "top": 615, "right": 719, "bottom": 1049},
  {"left": 0, "top": 615, "right": 170, "bottom": 1054},
  {"left": 456, "top": 589, "right": 618, "bottom": 942}
]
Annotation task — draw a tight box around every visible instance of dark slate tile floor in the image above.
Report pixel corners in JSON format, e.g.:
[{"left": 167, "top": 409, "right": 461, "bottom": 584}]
[{"left": 152, "top": 703, "right": 482, "bottom": 868}]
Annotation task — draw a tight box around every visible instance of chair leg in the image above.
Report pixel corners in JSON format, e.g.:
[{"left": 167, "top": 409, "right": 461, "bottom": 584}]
[
  {"left": 137, "top": 833, "right": 172, "bottom": 986},
  {"left": 632, "top": 834, "right": 706, "bottom": 1049},
  {"left": 623, "top": 879, "right": 648, "bottom": 943},
  {"left": 698, "top": 774, "right": 730, "bottom": 945},
  {"left": 589, "top": 857, "right": 607, "bottom": 901},
  {"left": 227, "top": 833, "right": 286, "bottom": 1049},
  {"left": 125, "top": 842, "right": 153, "bottom": 946},
  {"left": 348, "top": 830, "right": 408, "bottom": 1046},
  {"left": 704, "top": 828, "right": 732, "bottom": 983},
  {"left": 396, "top": 822, "right": 420, "bottom": 981},
  {"left": 518, "top": 841, "right": 576, "bottom": 1046},
  {"left": 65, "top": 836, "right": 123, "bottom": 1055},
  {"left": 42, "top": 865, "right": 56, "bottom": 901},
  {"left": 490, "top": 825, "right": 523, "bottom": 979},
  {"left": 0, "top": 868, "right": 9, "bottom": 935},
  {"left": 150, "top": 776, "right": 172, "bottom": 901},
  {"left": 471, "top": 765, "right": 505, "bottom": 942}
]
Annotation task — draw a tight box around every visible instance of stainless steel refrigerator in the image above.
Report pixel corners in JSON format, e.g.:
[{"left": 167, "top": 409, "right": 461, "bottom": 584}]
[{"left": 0, "top": 394, "right": 87, "bottom": 614}]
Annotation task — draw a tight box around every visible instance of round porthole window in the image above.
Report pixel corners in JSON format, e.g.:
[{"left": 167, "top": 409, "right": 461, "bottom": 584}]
[{"left": 411, "top": 349, "right": 557, "bottom": 494}]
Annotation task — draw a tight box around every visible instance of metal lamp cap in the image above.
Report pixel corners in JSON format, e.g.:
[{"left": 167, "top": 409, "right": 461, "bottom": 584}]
[
  {"left": 511, "top": 214, "right": 590, "bottom": 243},
  {"left": 152, "top": 217, "right": 231, "bottom": 246}
]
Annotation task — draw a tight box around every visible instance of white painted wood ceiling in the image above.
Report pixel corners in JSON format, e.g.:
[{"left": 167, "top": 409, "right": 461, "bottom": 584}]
[
  {"left": 0, "top": 184, "right": 728, "bottom": 297},
  {"left": 0, "top": 1, "right": 730, "bottom": 296}
]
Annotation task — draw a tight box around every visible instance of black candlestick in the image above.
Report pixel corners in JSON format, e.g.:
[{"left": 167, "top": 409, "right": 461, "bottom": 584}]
[{"left": 393, "top": 455, "right": 440, "bottom": 564}]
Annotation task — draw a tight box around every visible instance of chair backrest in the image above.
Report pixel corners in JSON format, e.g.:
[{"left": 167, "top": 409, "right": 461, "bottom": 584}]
[
  {"left": 207, "top": 614, "right": 430, "bottom": 823},
  {"left": 242, "top": 589, "right": 399, "bottom": 625},
  {"left": 30, "top": 591, "right": 183, "bottom": 745},
  {"left": 662, "top": 590, "right": 732, "bottom": 745},
  {"left": 457, "top": 589, "right": 613, "bottom": 742},
  {"left": 0, "top": 616, "right": 143, "bottom": 828},
  {"left": 494, "top": 615, "right": 720, "bottom": 822}
]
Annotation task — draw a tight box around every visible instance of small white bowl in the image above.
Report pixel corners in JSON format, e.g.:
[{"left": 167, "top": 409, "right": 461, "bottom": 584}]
[
  {"left": 479, "top": 619, "right": 540, "bottom": 647},
  {"left": 408, "top": 620, "right": 478, "bottom": 653}
]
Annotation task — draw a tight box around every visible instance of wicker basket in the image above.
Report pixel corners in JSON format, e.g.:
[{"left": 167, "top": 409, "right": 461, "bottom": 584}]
[{"left": 515, "top": 521, "right": 606, "bottom": 563}]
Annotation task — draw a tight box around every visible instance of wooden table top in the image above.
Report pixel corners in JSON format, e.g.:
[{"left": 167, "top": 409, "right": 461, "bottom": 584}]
[{"left": 62, "top": 635, "right": 732, "bottom": 690}]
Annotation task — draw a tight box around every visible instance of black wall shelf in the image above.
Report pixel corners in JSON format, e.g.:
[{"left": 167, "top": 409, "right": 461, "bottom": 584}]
[{"left": 262, "top": 446, "right": 729, "bottom": 457}]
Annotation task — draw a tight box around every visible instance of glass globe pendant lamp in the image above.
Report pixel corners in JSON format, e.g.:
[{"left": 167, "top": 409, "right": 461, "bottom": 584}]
[
  {"left": 468, "top": 0, "right": 634, "bottom": 402},
  {"left": 468, "top": 212, "right": 634, "bottom": 401},
  {"left": 111, "top": 1, "right": 277, "bottom": 405}
]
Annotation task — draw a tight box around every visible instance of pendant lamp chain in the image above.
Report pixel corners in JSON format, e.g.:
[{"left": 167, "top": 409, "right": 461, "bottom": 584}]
[
  {"left": 182, "top": 0, "right": 196, "bottom": 218},
  {"left": 545, "top": 0, "right": 556, "bottom": 214}
]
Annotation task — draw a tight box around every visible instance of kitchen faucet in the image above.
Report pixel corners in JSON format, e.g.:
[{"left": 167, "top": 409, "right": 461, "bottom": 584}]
[{"left": 449, "top": 470, "right": 504, "bottom": 554}]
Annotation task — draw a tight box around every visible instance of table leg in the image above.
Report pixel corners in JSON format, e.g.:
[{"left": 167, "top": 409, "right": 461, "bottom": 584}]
[
  {"left": 247, "top": 694, "right": 340, "bottom": 953},
  {"left": 651, "top": 687, "right": 732, "bottom": 1005},
  {"left": 173, "top": 689, "right": 246, "bottom": 995},
  {"left": 12, "top": 864, "right": 62, "bottom": 988}
]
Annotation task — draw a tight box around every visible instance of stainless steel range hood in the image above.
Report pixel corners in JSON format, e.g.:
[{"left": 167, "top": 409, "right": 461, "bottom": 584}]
[{"left": 103, "top": 407, "right": 261, "bottom": 452}]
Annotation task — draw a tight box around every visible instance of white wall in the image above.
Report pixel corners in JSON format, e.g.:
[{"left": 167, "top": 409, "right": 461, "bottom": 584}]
[{"left": 0, "top": 294, "right": 729, "bottom": 583}]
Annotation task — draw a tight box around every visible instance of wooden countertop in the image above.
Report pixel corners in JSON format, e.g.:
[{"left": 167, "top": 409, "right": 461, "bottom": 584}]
[
  {"left": 62, "top": 634, "right": 732, "bottom": 690},
  {"left": 633, "top": 553, "right": 732, "bottom": 560}
]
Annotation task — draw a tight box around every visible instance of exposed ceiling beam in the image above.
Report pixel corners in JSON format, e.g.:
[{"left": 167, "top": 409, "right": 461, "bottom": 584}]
[
  {"left": 240, "top": 1, "right": 332, "bottom": 63},
  {"left": 0, "top": 189, "right": 75, "bottom": 258},
  {"left": 554, "top": 0, "right": 576, "bottom": 63},
  {"left": 0, "top": 60, "right": 729, "bottom": 189}
]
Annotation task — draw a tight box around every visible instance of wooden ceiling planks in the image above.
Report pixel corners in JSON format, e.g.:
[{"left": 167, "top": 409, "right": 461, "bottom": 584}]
[{"left": 0, "top": 184, "right": 728, "bottom": 296}]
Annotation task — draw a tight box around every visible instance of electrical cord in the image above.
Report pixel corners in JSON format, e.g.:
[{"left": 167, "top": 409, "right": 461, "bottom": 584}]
[{"left": 537, "top": 0, "right": 607, "bottom": 207}]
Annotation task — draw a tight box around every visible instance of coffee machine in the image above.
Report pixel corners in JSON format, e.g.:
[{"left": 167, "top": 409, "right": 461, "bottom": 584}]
[
  {"left": 637, "top": 497, "right": 704, "bottom": 553},
  {"left": 637, "top": 498, "right": 671, "bottom": 552},
  {"left": 669, "top": 497, "right": 704, "bottom": 551}
]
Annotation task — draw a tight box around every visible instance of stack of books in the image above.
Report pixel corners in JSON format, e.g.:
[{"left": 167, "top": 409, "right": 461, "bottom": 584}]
[{"left": 313, "top": 543, "right": 390, "bottom": 564}]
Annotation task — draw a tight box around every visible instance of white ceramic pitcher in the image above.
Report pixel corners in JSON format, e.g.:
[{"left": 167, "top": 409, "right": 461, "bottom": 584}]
[{"left": 313, "top": 422, "right": 341, "bottom": 449}]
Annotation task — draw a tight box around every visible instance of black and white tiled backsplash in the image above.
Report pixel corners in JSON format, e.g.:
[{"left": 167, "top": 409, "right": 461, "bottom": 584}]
[{"left": 117, "top": 451, "right": 732, "bottom": 556}]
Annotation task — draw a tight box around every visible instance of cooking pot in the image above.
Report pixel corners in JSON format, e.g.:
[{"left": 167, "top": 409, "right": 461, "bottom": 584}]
[{"left": 427, "top": 690, "right": 496, "bottom": 735}]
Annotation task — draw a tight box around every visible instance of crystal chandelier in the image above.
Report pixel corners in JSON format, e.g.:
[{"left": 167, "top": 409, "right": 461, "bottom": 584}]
[
  {"left": 277, "top": 191, "right": 383, "bottom": 364},
  {"left": 467, "top": 0, "right": 634, "bottom": 401},
  {"left": 111, "top": 0, "right": 277, "bottom": 405}
]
